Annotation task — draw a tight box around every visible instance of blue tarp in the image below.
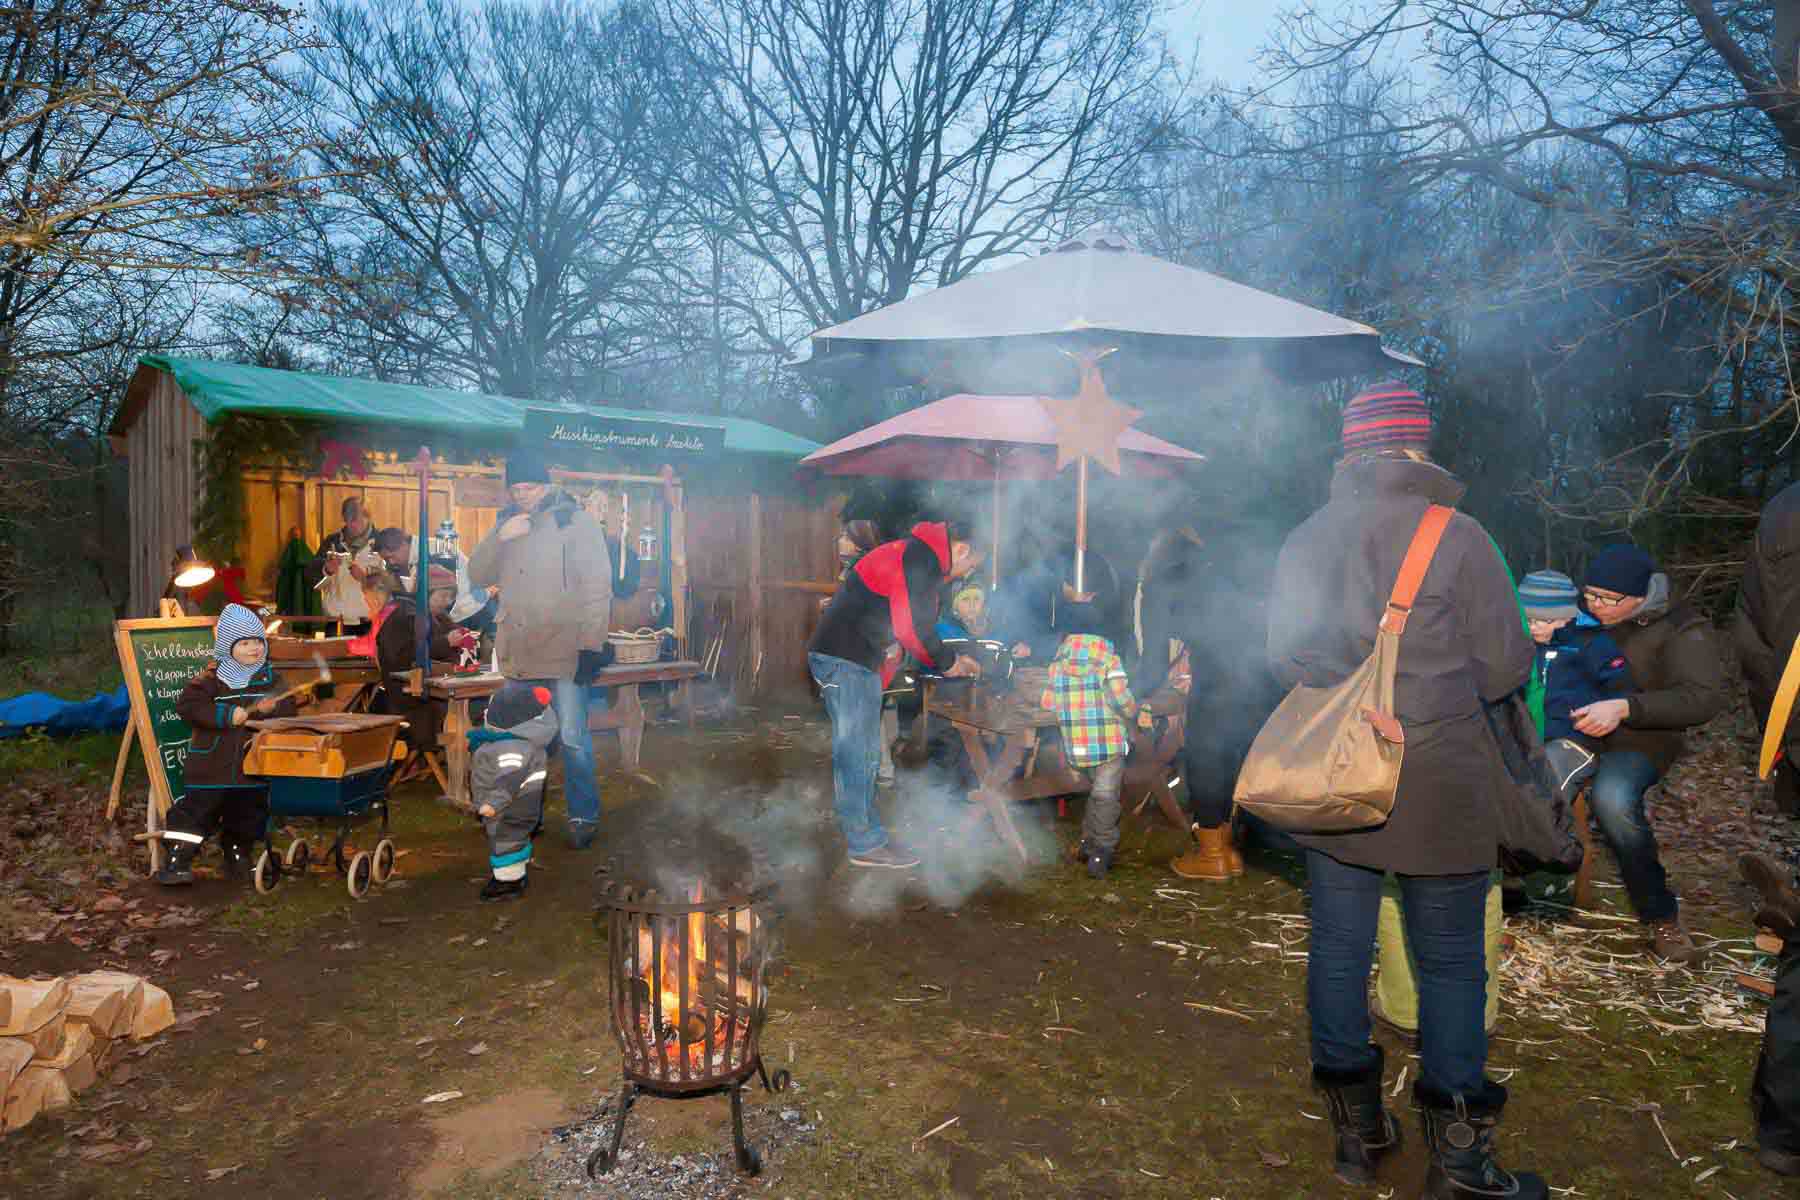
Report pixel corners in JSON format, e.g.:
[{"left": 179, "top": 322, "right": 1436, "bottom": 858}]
[{"left": 0, "top": 687, "right": 131, "bottom": 739}]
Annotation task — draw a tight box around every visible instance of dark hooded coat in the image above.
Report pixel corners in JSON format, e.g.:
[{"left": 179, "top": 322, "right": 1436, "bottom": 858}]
[
  {"left": 1266, "top": 455, "right": 1533, "bottom": 876},
  {"left": 1131, "top": 523, "right": 1286, "bottom": 812}
]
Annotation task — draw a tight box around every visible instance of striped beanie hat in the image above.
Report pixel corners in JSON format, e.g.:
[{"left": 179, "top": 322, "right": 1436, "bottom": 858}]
[
  {"left": 1518, "top": 570, "right": 1579, "bottom": 622},
  {"left": 213, "top": 603, "right": 268, "bottom": 688},
  {"left": 1341, "top": 382, "right": 1432, "bottom": 454}
]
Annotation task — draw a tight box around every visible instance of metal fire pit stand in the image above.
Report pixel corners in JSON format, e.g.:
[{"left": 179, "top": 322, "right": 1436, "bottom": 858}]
[
  {"left": 587, "top": 1057, "right": 791, "bottom": 1177},
  {"left": 587, "top": 882, "right": 792, "bottom": 1178}
]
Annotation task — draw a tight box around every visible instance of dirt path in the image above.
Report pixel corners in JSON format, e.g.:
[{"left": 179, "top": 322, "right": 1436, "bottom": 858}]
[{"left": 0, "top": 708, "right": 1795, "bottom": 1198}]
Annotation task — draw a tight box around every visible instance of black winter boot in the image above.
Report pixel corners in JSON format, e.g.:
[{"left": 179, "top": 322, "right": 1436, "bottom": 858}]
[
  {"left": 1416, "top": 1080, "right": 1547, "bottom": 1198},
  {"left": 220, "top": 838, "right": 253, "bottom": 882},
  {"left": 479, "top": 874, "right": 528, "bottom": 903},
  {"left": 153, "top": 839, "right": 198, "bottom": 886},
  {"left": 1314, "top": 1046, "right": 1401, "bottom": 1186}
]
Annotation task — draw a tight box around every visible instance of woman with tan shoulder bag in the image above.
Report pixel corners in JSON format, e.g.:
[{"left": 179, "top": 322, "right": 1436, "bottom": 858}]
[{"left": 1258, "top": 385, "right": 1545, "bottom": 1199}]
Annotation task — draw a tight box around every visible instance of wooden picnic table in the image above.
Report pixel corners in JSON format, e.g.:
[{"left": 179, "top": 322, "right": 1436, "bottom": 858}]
[
  {"left": 919, "top": 680, "right": 1189, "bottom": 862},
  {"left": 427, "top": 661, "right": 703, "bottom": 809}
]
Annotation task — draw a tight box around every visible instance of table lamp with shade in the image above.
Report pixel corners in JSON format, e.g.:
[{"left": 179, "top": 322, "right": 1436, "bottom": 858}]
[{"left": 159, "top": 545, "right": 214, "bottom": 617}]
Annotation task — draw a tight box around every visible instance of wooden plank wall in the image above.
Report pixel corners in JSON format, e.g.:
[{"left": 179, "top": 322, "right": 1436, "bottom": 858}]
[
  {"left": 126, "top": 372, "right": 207, "bottom": 617},
  {"left": 686, "top": 488, "right": 844, "bottom": 697},
  {"left": 238, "top": 465, "right": 476, "bottom": 600}
]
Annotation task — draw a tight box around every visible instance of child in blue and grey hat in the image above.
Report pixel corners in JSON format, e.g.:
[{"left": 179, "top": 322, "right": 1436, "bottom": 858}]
[{"left": 1520, "top": 570, "right": 1632, "bottom": 788}]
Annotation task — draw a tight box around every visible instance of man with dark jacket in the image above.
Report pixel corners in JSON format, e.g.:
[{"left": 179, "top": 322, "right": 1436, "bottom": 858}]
[
  {"left": 1575, "top": 544, "right": 1729, "bottom": 963},
  {"left": 1736, "top": 481, "right": 1800, "bottom": 815},
  {"left": 1132, "top": 521, "right": 1285, "bottom": 880},
  {"left": 308, "top": 495, "right": 379, "bottom": 629},
  {"left": 809, "top": 521, "right": 980, "bottom": 868},
  {"left": 1742, "top": 853, "right": 1800, "bottom": 1179},
  {"left": 468, "top": 454, "right": 612, "bottom": 849}
]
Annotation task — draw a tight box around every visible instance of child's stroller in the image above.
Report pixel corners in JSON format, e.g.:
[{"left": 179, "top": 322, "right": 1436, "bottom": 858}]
[{"left": 242, "top": 713, "right": 407, "bottom": 899}]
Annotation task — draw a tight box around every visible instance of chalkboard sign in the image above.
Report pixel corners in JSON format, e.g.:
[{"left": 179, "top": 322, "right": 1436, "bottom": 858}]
[{"left": 113, "top": 617, "right": 216, "bottom": 820}]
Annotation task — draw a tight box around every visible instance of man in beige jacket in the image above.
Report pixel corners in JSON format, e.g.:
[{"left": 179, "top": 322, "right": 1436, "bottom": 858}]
[{"left": 469, "top": 453, "right": 612, "bottom": 848}]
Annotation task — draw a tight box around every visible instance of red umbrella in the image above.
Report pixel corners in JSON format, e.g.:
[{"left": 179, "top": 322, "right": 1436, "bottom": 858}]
[{"left": 799, "top": 392, "right": 1202, "bottom": 586}]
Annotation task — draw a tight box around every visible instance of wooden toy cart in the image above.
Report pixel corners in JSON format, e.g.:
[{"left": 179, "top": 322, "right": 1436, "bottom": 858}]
[{"left": 243, "top": 713, "right": 406, "bottom": 899}]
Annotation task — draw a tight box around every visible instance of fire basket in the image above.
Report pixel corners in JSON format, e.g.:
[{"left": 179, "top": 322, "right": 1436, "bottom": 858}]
[{"left": 588, "top": 879, "right": 791, "bottom": 1177}]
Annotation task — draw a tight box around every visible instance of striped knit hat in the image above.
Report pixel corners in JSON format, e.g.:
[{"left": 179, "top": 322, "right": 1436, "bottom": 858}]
[
  {"left": 1518, "top": 570, "right": 1579, "bottom": 621},
  {"left": 1341, "top": 382, "right": 1432, "bottom": 454},
  {"left": 213, "top": 603, "right": 268, "bottom": 688}
]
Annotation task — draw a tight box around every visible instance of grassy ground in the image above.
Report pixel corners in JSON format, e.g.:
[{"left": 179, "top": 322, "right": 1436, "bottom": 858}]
[{"left": 0, "top": 706, "right": 1793, "bottom": 1199}]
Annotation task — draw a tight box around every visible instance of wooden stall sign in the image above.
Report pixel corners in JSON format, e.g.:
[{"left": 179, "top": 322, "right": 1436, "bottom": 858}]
[
  {"left": 110, "top": 617, "right": 216, "bottom": 867},
  {"left": 524, "top": 407, "right": 724, "bottom": 463}
]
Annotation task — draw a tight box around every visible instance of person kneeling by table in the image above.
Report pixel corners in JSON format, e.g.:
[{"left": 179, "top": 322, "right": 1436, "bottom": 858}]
[
  {"left": 158, "top": 604, "right": 312, "bottom": 886},
  {"left": 472, "top": 682, "right": 558, "bottom": 902}
]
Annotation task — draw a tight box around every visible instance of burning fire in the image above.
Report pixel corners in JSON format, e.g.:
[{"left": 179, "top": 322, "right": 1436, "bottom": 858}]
[{"left": 626, "top": 882, "right": 757, "bottom": 1075}]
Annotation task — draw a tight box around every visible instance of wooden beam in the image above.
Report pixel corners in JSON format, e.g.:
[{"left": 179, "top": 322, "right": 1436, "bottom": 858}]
[{"left": 749, "top": 492, "right": 764, "bottom": 697}]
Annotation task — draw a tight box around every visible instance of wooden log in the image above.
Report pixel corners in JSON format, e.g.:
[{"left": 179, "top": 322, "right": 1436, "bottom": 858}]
[
  {"left": 16, "top": 1013, "right": 65, "bottom": 1058},
  {"left": 0, "top": 977, "right": 69, "bottom": 1037},
  {"left": 39, "top": 1022, "right": 93, "bottom": 1071},
  {"left": 131, "top": 983, "right": 174, "bottom": 1040},
  {"left": 1737, "top": 971, "right": 1778, "bottom": 998},
  {"left": 1, "top": 1063, "right": 54, "bottom": 1131},
  {"left": 90, "top": 1036, "right": 120, "bottom": 1076},
  {"left": 0, "top": 1038, "right": 32, "bottom": 1100},
  {"left": 66, "top": 973, "right": 144, "bottom": 1039}
]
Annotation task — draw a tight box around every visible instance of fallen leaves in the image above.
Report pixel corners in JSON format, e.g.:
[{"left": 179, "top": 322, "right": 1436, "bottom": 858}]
[
  {"left": 80, "top": 1137, "right": 152, "bottom": 1162},
  {"left": 422, "top": 1090, "right": 463, "bottom": 1104},
  {"left": 204, "top": 1164, "right": 244, "bottom": 1181},
  {"left": 467, "top": 1041, "right": 489, "bottom": 1057}
]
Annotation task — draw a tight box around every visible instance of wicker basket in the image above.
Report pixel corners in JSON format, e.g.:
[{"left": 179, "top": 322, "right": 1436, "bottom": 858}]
[{"left": 607, "top": 628, "right": 664, "bottom": 664}]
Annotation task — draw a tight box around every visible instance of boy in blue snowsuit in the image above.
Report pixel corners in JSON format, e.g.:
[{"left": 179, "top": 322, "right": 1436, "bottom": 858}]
[{"left": 1520, "top": 570, "right": 1632, "bottom": 789}]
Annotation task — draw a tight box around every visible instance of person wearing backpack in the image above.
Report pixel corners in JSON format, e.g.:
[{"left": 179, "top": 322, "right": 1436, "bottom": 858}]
[{"left": 1264, "top": 384, "right": 1545, "bottom": 1198}]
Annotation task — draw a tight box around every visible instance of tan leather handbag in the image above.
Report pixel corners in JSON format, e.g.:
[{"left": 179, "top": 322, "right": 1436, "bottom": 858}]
[{"left": 1233, "top": 505, "right": 1454, "bottom": 833}]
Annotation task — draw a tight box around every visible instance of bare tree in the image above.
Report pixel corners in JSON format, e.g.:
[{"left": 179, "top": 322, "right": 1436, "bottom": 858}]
[
  {"left": 663, "top": 0, "right": 1180, "bottom": 391},
  {"left": 276, "top": 0, "right": 697, "bottom": 402},
  {"left": 0, "top": 2, "right": 336, "bottom": 395},
  {"left": 1247, "top": 0, "right": 1800, "bottom": 531}
]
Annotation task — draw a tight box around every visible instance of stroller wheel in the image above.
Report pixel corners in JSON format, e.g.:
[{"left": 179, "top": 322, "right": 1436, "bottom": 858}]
[
  {"left": 253, "top": 850, "right": 280, "bottom": 895},
  {"left": 371, "top": 839, "right": 397, "bottom": 884},
  {"left": 284, "top": 839, "right": 311, "bottom": 873},
  {"left": 346, "top": 851, "right": 372, "bottom": 899}
]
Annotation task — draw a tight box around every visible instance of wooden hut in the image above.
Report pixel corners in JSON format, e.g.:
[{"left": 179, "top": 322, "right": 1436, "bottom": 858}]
[{"left": 109, "top": 355, "right": 844, "bottom": 695}]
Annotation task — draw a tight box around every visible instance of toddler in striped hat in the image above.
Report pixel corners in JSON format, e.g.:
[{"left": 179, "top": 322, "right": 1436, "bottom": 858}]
[{"left": 1521, "top": 569, "right": 1631, "bottom": 787}]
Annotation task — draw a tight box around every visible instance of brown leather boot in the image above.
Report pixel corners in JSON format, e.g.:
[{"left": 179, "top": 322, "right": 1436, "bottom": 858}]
[
  {"left": 1172, "top": 824, "right": 1232, "bottom": 881},
  {"left": 1224, "top": 826, "right": 1245, "bottom": 877}
]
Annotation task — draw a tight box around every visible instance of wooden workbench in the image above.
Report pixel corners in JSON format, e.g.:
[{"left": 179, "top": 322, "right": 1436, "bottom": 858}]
[
  {"left": 427, "top": 661, "right": 702, "bottom": 809},
  {"left": 920, "top": 681, "right": 1189, "bottom": 862}
]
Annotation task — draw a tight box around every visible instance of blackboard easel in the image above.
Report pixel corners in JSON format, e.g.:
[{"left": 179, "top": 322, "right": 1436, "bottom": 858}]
[{"left": 110, "top": 616, "right": 216, "bottom": 872}]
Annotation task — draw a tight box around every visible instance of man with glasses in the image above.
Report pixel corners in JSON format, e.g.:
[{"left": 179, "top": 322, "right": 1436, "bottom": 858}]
[{"left": 1575, "top": 545, "right": 1728, "bottom": 963}]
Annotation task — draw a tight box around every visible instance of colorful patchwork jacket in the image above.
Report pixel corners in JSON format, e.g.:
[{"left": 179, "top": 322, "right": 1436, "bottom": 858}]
[{"left": 1041, "top": 634, "right": 1139, "bottom": 767}]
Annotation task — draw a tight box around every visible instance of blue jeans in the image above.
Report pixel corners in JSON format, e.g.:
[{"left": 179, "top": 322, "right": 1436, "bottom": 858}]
[
  {"left": 1306, "top": 849, "right": 1490, "bottom": 1096},
  {"left": 1588, "top": 750, "right": 1675, "bottom": 922},
  {"left": 524, "top": 677, "right": 599, "bottom": 828},
  {"left": 808, "top": 652, "right": 886, "bottom": 855}
]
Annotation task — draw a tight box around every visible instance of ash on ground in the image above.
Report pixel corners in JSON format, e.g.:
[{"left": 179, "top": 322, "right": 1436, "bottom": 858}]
[{"left": 531, "top": 1085, "right": 818, "bottom": 1197}]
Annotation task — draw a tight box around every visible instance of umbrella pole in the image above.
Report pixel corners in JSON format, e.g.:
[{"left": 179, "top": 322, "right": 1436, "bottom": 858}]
[
  {"left": 1074, "top": 457, "right": 1088, "bottom": 595},
  {"left": 991, "top": 473, "right": 1001, "bottom": 589}
]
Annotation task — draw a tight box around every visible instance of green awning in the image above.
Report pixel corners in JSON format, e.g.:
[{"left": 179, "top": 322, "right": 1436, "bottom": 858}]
[{"left": 128, "top": 354, "right": 819, "bottom": 458}]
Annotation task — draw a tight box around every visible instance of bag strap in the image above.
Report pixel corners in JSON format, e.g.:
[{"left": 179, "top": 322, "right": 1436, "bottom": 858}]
[{"left": 1379, "top": 504, "right": 1455, "bottom": 636}]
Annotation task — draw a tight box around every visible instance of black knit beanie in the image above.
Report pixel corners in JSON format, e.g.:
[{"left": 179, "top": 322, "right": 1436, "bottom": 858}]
[
  {"left": 505, "top": 453, "right": 551, "bottom": 487},
  {"left": 1585, "top": 544, "right": 1656, "bottom": 598}
]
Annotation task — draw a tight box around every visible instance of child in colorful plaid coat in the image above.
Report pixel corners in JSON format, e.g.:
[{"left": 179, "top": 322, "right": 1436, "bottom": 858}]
[{"left": 1041, "top": 593, "right": 1147, "bottom": 878}]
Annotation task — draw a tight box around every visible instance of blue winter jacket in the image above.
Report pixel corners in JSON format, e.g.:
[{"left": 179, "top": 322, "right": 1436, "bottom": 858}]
[{"left": 1538, "top": 615, "right": 1633, "bottom": 742}]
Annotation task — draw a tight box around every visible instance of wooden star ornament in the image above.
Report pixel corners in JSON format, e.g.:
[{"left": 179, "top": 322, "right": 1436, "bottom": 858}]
[{"left": 1038, "top": 348, "right": 1141, "bottom": 474}]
